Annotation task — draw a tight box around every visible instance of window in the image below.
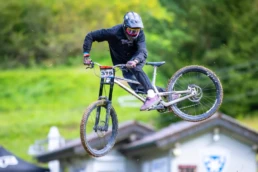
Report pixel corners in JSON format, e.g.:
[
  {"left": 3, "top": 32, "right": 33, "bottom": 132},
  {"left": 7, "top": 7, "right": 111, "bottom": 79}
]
[
  {"left": 178, "top": 165, "right": 197, "bottom": 172},
  {"left": 151, "top": 157, "right": 168, "bottom": 172}
]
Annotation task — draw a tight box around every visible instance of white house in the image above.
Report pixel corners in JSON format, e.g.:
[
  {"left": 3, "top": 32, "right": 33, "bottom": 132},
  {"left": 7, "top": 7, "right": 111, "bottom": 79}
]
[{"left": 34, "top": 112, "right": 258, "bottom": 172}]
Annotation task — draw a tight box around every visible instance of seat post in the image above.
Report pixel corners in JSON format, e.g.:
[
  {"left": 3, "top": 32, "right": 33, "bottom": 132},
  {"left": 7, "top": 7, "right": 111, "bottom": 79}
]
[{"left": 152, "top": 66, "right": 159, "bottom": 93}]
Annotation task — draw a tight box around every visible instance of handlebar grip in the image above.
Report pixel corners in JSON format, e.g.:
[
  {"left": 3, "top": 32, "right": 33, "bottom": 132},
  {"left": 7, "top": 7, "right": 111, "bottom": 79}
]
[{"left": 85, "top": 62, "right": 94, "bottom": 69}]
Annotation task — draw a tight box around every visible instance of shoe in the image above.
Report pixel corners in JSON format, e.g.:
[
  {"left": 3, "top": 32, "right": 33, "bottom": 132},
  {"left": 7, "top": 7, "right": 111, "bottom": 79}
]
[{"left": 140, "top": 95, "right": 161, "bottom": 111}]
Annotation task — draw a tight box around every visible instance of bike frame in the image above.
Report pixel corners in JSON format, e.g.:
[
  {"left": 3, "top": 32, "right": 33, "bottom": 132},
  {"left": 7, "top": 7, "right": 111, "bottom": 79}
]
[
  {"left": 91, "top": 62, "right": 199, "bottom": 132},
  {"left": 95, "top": 63, "right": 195, "bottom": 111}
]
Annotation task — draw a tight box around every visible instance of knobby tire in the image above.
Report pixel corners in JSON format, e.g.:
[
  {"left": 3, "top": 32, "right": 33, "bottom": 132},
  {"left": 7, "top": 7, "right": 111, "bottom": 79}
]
[
  {"left": 80, "top": 100, "right": 118, "bottom": 157},
  {"left": 167, "top": 65, "right": 223, "bottom": 122}
]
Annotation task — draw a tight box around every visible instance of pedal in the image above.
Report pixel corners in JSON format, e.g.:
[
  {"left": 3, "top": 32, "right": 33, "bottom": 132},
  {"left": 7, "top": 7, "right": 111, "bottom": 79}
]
[{"left": 148, "top": 103, "right": 165, "bottom": 110}]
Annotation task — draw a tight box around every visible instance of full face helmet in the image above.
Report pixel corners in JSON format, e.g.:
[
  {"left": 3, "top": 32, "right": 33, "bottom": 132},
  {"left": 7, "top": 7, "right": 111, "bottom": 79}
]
[{"left": 123, "top": 12, "right": 144, "bottom": 40}]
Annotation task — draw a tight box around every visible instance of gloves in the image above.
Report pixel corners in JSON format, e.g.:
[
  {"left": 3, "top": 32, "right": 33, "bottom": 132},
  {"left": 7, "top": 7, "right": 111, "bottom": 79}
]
[
  {"left": 83, "top": 52, "right": 92, "bottom": 65},
  {"left": 126, "top": 59, "right": 138, "bottom": 68}
]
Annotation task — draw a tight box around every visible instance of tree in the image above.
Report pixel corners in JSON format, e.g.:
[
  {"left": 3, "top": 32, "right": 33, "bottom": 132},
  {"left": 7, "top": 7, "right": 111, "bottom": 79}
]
[
  {"left": 0, "top": 0, "right": 170, "bottom": 68},
  {"left": 0, "top": 1, "right": 53, "bottom": 67},
  {"left": 152, "top": 0, "right": 258, "bottom": 127}
]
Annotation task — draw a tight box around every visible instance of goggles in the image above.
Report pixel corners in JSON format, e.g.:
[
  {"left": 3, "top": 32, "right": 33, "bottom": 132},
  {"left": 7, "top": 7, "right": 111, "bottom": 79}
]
[{"left": 126, "top": 27, "right": 141, "bottom": 37}]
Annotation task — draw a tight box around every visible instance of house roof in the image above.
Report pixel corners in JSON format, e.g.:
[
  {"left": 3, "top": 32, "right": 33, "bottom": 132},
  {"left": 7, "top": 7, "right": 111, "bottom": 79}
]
[
  {"left": 35, "top": 112, "right": 258, "bottom": 162},
  {"left": 35, "top": 120, "right": 154, "bottom": 162},
  {"left": 120, "top": 112, "right": 258, "bottom": 155}
]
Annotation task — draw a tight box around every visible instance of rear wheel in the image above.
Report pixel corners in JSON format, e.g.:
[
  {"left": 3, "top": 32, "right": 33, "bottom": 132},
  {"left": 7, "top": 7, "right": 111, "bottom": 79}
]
[
  {"left": 167, "top": 65, "right": 223, "bottom": 122},
  {"left": 80, "top": 100, "right": 118, "bottom": 157}
]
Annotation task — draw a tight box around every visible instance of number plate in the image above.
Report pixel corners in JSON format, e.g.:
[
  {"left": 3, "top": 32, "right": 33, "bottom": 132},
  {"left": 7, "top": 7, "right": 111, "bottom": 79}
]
[{"left": 100, "top": 69, "right": 114, "bottom": 78}]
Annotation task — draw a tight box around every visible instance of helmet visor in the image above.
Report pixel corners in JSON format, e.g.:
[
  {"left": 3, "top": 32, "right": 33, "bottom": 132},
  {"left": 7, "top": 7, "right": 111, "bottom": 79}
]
[{"left": 126, "top": 28, "right": 140, "bottom": 37}]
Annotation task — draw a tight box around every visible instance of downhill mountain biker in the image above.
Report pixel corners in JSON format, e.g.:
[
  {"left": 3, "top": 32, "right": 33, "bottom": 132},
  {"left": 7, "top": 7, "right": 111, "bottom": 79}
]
[{"left": 83, "top": 11, "right": 164, "bottom": 111}]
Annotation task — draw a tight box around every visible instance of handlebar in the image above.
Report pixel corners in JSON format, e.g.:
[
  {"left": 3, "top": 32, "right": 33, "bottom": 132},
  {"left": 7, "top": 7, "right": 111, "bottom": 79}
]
[{"left": 86, "top": 61, "right": 127, "bottom": 69}]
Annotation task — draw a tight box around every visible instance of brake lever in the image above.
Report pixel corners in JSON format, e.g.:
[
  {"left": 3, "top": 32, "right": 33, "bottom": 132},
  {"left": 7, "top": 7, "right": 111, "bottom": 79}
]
[{"left": 85, "top": 62, "right": 94, "bottom": 69}]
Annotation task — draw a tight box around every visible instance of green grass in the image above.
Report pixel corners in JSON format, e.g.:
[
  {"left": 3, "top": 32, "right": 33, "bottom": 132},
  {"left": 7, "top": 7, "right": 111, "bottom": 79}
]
[
  {"left": 1, "top": 64, "right": 258, "bottom": 164},
  {"left": 0, "top": 66, "right": 160, "bottom": 162},
  {"left": 238, "top": 116, "right": 258, "bottom": 131}
]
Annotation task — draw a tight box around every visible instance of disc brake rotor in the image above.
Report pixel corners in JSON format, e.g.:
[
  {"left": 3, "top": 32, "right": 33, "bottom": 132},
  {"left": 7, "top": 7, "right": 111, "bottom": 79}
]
[{"left": 188, "top": 84, "right": 203, "bottom": 102}]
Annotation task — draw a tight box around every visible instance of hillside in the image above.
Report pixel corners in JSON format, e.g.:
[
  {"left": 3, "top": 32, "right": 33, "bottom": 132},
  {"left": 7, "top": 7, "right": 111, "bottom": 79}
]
[
  {"left": 1, "top": 65, "right": 258, "bottom": 163},
  {"left": 0, "top": 65, "right": 161, "bottom": 162}
]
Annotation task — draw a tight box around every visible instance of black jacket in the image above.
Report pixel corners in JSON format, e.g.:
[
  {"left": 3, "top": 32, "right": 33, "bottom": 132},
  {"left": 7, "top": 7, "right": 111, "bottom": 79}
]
[{"left": 83, "top": 24, "right": 147, "bottom": 65}]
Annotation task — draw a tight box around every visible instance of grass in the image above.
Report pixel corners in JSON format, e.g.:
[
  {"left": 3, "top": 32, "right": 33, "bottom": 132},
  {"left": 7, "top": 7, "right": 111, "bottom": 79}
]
[
  {"left": 0, "top": 65, "right": 160, "bottom": 162},
  {"left": 1, "top": 63, "right": 257, "bottom": 164},
  {"left": 238, "top": 116, "right": 258, "bottom": 131}
]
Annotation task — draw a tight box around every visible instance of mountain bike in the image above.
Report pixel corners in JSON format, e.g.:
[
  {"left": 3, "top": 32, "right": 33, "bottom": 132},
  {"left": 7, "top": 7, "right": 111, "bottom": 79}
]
[{"left": 80, "top": 61, "right": 223, "bottom": 157}]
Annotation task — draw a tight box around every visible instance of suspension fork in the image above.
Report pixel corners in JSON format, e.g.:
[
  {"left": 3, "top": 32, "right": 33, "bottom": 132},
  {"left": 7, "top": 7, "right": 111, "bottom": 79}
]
[{"left": 94, "top": 72, "right": 115, "bottom": 132}]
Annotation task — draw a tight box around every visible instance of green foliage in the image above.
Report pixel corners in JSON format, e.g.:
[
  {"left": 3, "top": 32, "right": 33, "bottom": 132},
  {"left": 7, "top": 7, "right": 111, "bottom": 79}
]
[
  {"left": 0, "top": 1, "right": 171, "bottom": 160},
  {"left": 0, "top": 1, "right": 51, "bottom": 67},
  {"left": 0, "top": 66, "right": 162, "bottom": 161},
  {"left": 151, "top": 0, "right": 258, "bottom": 126},
  {"left": 1, "top": 67, "right": 257, "bottom": 161},
  {"left": 1, "top": 0, "right": 258, "bottom": 159},
  {"left": 0, "top": 0, "right": 169, "bottom": 68}
]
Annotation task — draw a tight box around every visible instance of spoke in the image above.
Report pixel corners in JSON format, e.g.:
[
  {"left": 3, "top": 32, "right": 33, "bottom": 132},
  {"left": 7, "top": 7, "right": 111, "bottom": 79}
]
[{"left": 173, "top": 70, "right": 219, "bottom": 116}]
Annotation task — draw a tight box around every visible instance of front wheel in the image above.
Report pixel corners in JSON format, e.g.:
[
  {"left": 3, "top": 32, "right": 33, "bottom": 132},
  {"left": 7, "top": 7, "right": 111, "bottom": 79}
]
[
  {"left": 167, "top": 65, "right": 223, "bottom": 122},
  {"left": 80, "top": 100, "right": 118, "bottom": 157}
]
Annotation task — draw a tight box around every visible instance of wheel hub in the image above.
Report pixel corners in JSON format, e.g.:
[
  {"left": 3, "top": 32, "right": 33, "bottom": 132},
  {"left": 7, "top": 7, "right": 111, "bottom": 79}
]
[
  {"left": 188, "top": 84, "right": 203, "bottom": 102},
  {"left": 96, "top": 121, "right": 107, "bottom": 137}
]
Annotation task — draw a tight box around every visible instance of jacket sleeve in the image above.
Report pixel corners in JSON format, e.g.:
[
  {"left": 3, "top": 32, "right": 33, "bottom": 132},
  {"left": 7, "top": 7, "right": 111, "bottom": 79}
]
[
  {"left": 131, "top": 31, "right": 148, "bottom": 63},
  {"left": 83, "top": 29, "right": 112, "bottom": 53}
]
